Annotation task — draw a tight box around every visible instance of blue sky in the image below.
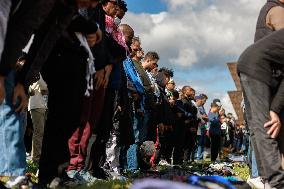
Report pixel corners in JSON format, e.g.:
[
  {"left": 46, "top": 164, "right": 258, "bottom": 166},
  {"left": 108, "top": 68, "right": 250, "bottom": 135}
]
[
  {"left": 123, "top": 0, "right": 266, "bottom": 115},
  {"left": 125, "top": 0, "right": 167, "bottom": 14}
]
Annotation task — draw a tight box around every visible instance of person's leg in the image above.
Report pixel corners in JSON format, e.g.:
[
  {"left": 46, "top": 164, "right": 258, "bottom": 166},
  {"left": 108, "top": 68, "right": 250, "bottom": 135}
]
[
  {"left": 210, "top": 135, "right": 215, "bottom": 161},
  {"left": 39, "top": 72, "right": 86, "bottom": 184},
  {"left": 277, "top": 110, "right": 284, "bottom": 169},
  {"left": 211, "top": 135, "right": 220, "bottom": 162},
  {"left": 173, "top": 122, "right": 185, "bottom": 164},
  {"left": 166, "top": 129, "right": 174, "bottom": 163},
  {"left": 30, "top": 108, "right": 46, "bottom": 163},
  {"left": 139, "top": 109, "right": 151, "bottom": 143},
  {"left": 67, "top": 93, "right": 94, "bottom": 172},
  {"left": 0, "top": 0, "right": 11, "bottom": 61},
  {"left": 0, "top": 71, "right": 26, "bottom": 176},
  {"left": 241, "top": 73, "right": 284, "bottom": 188},
  {"left": 251, "top": 149, "right": 259, "bottom": 178},
  {"left": 127, "top": 110, "right": 140, "bottom": 171},
  {"left": 199, "top": 131, "right": 206, "bottom": 159}
]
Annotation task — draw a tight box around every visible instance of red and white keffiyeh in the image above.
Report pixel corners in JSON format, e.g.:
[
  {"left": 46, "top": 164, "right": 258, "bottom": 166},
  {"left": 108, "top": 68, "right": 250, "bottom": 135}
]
[{"left": 105, "top": 15, "right": 128, "bottom": 50}]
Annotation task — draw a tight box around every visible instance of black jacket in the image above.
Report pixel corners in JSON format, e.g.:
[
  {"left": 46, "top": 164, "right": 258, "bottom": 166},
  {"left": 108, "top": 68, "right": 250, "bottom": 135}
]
[
  {"left": 89, "top": 5, "right": 126, "bottom": 71},
  {"left": 18, "top": 1, "right": 98, "bottom": 87},
  {"left": 238, "top": 28, "right": 284, "bottom": 114},
  {"left": 0, "top": 0, "right": 56, "bottom": 77}
]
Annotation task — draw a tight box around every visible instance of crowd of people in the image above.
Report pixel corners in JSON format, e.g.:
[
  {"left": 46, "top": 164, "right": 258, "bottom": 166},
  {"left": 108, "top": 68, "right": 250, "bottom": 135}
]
[{"left": 0, "top": 0, "right": 252, "bottom": 188}]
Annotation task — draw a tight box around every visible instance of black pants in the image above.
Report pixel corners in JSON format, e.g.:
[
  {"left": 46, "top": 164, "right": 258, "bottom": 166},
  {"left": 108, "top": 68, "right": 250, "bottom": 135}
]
[
  {"left": 172, "top": 121, "right": 185, "bottom": 164},
  {"left": 159, "top": 128, "right": 174, "bottom": 163},
  {"left": 240, "top": 73, "right": 284, "bottom": 188},
  {"left": 210, "top": 134, "right": 221, "bottom": 161},
  {"left": 39, "top": 47, "right": 87, "bottom": 184}
]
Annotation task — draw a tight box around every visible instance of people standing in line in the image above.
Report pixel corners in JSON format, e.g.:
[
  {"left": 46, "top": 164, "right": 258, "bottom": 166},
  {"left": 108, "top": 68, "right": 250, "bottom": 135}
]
[{"left": 18, "top": 0, "right": 103, "bottom": 185}]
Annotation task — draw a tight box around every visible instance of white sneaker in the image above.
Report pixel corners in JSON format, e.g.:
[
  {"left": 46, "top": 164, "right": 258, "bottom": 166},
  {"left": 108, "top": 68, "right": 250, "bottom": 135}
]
[
  {"left": 247, "top": 177, "right": 264, "bottom": 189},
  {"left": 159, "top": 160, "right": 170, "bottom": 166},
  {"left": 5, "top": 176, "right": 26, "bottom": 188},
  {"left": 264, "top": 182, "right": 277, "bottom": 189}
]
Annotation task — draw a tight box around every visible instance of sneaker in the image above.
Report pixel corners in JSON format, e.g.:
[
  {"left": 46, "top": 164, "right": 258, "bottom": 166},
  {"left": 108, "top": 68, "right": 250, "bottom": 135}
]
[
  {"left": 247, "top": 177, "right": 264, "bottom": 189},
  {"left": 5, "top": 176, "right": 27, "bottom": 188},
  {"left": 108, "top": 171, "right": 128, "bottom": 181},
  {"left": 49, "top": 177, "right": 61, "bottom": 189},
  {"left": 66, "top": 170, "right": 84, "bottom": 184},
  {"left": 78, "top": 170, "right": 99, "bottom": 184},
  {"left": 158, "top": 160, "right": 170, "bottom": 166},
  {"left": 49, "top": 176, "right": 80, "bottom": 189},
  {"left": 264, "top": 182, "right": 277, "bottom": 189}
]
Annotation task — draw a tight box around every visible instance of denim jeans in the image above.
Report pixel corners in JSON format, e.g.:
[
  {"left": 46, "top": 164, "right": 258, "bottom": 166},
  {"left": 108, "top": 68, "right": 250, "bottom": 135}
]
[
  {"left": 196, "top": 129, "right": 206, "bottom": 160},
  {"left": 251, "top": 149, "right": 259, "bottom": 178},
  {"left": 247, "top": 137, "right": 259, "bottom": 178},
  {"left": 0, "top": 71, "right": 26, "bottom": 176},
  {"left": 126, "top": 110, "right": 142, "bottom": 171},
  {"left": 126, "top": 109, "right": 150, "bottom": 170}
]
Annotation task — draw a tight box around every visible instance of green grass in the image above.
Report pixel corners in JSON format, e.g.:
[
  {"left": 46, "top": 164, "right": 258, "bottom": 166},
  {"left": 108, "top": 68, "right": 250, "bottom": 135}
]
[
  {"left": 232, "top": 163, "right": 250, "bottom": 181},
  {"left": 78, "top": 181, "right": 131, "bottom": 189},
  {"left": 26, "top": 158, "right": 250, "bottom": 188}
]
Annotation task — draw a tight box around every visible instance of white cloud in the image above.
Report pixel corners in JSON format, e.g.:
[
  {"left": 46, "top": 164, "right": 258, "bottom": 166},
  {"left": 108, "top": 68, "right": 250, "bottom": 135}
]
[
  {"left": 123, "top": 0, "right": 266, "bottom": 119},
  {"left": 169, "top": 48, "right": 198, "bottom": 67},
  {"left": 220, "top": 93, "right": 237, "bottom": 118},
  {"left": 124, "top": 0, "right": 265, "bottom": 70},
  {"left": 163, "top": 0, "right": 199, "bottom": 10}
]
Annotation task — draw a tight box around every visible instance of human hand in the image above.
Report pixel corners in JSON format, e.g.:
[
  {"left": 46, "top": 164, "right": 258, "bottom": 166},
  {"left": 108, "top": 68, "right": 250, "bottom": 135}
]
[
  {"left": 87, "top": 33, "right": 97, "bottom": 47},
  {"left": 95, "top": 28, "right": 102, "bottom": 44},
  {"left": 0, "top": 75, "right": 5, "bottom": 104},
  {"left": 15, "top": 58, "right": 26, "bottom": 71},
  {"left": 94, "top": 69, "right": 105, "bottom": 90},
  {"left": 13, "top": 83, "right": 28, "bottom": 113},
  {"left": 103, "top": 64, "right": 113, "bottom": 88},
  {"left": 264, "top": 111, "right": 281, "bottom": 139},
  {"left": 169, "top": 99, "right": 175, "bottom": 107}
]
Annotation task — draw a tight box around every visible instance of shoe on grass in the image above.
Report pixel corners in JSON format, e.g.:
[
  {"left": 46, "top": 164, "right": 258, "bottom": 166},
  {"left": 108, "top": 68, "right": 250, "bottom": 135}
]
[
  {"left": 5, "top": 176, "right": 27, "bottom": 188},
  {"left": 66, "top": 170, "right": 84, "bottom": 184},
  {"left": 247, "top": 176, "right": 264, "bottom": 189},
  {"left": 109, "top": 171, "right": 128, "bottom": 181},
  {"left": 78, "top": 170, "right": 99, "bottom": 184}
]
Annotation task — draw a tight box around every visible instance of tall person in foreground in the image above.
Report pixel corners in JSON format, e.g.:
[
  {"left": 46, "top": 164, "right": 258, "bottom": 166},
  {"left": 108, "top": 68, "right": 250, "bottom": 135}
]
[{"left": 238, "top": 28, "right": 284, "bottom": 189}]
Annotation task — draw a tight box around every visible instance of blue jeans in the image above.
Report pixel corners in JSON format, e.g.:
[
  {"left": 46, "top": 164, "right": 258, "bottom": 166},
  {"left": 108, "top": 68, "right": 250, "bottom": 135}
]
[
  {"left": 127, "top": 109, "right": 150, "bottom": 171},
  {"left": 251, "top": 149, "right": 259, "bottom": 178},
  {"left": 196, "top": 129, "right": 206, "bottom": 160},
  {"left": 0, "top": 71, "right": 26, "bottom": 176},
  {"left": 247, "top": 137, "right": 259, "bottom": 178}
]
